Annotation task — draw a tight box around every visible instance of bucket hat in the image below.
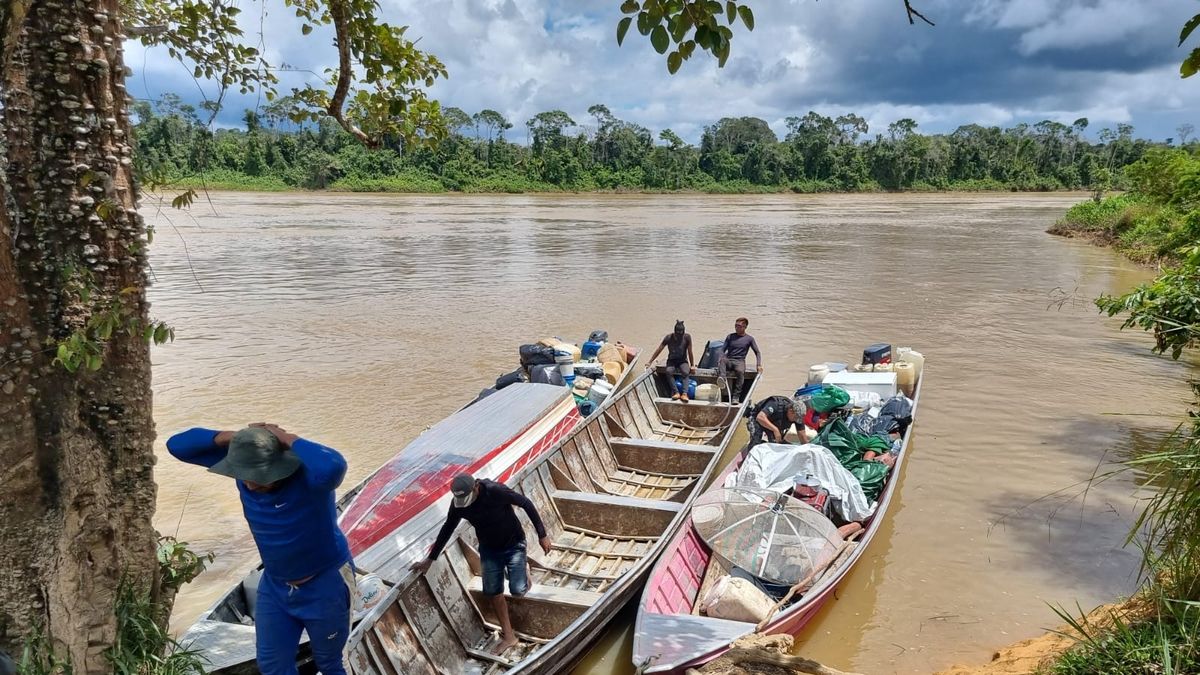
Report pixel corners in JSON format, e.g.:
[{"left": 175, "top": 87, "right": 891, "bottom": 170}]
[{"left": 208, "top": 427, "right": 301, "bottom": 484}]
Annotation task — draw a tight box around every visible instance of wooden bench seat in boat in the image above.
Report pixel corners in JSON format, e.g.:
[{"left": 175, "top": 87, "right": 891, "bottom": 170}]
[
  {"left": 466, "top": 577, "right": 602, "bottom": 639},
  {"left": 608, "top": 438, "right": 718, "bottom": 476},
  {"left": 551, "top": 490, "right": 683, "bottom": 538}
]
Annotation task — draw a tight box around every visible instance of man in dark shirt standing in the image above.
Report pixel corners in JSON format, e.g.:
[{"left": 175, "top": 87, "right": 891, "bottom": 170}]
[
  {"left": 411, "top": 473, "right": 552, "bottom": 654},
  {"left": 718, "top": 317, "right": 763, "bottom": 404},
  {"left": 646, "top": 320, "right": 695, "bottom": 402}
]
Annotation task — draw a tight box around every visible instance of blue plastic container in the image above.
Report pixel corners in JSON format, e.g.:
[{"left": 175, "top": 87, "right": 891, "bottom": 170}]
[{"left": 581, "top": 340, "right": 603, "bottom": 361}]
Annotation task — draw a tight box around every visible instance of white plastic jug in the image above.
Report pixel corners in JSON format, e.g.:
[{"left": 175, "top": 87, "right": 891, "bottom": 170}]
[
  {"left": 695, "top": 383, "right": 721, "bottom": 403},
  {"left": 808, "top": 364, "right": 830, "bottom": 385},
  {"left": 896, "top": 347, "right": 924, "bottom": 381},
  {"left": 894, "top": 361, "right": 916, "bottom": 398}
]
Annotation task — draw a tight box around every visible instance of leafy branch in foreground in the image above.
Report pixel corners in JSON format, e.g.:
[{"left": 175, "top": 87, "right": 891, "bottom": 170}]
[
  {"left": 125, "top": 0, "right": 450, "bottom": 149},
  {"left": 614, "top": 0, "right": 933, "bottom": 73},
  {"left": 1097, "top": 245, "right": 1200, "bottom": 360}
]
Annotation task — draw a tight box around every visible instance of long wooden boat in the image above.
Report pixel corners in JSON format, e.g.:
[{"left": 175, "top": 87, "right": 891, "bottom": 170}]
[
  {"left": 178, "top": 340, "right": 640, "bottom": 673},
  {"left": 631, "top": 357, "right": 925, "bottom": 674},
  {"left": 342, "top": 365, "right": 759, "bottom": 675}
]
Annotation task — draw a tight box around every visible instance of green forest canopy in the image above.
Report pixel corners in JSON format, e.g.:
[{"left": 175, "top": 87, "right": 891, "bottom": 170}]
[{"left": 135, "top": 97, "right": 1168, "bottom": 194}]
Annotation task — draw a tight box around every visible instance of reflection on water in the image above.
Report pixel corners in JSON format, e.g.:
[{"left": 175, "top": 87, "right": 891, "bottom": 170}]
[{"left": 147, "top": 192, "right": 1193, "bottom": 674}]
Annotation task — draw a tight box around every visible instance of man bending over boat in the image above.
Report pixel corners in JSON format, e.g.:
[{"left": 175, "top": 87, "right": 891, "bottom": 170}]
[
  {"left": 411, "top": 472, "right": 554, "bottom": 655},
  {"left": 645, "top": 319, "right": 695, "bottom": 402},
  {"left": 167, "top": 424, "right": 354, "bottom": 675},
  {"left": 718, "top": 317, "right": 762, "bottom": 404},
  {"left": 747, "top": 395, "right": 803, "bottom": 448}
]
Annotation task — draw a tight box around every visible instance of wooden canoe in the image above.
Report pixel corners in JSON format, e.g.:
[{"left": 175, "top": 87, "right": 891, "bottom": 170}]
[
  {"left": 632, "top": 359, "right": 925, "bottom": 674},
  {"left": 177, "top": 341, "right": 640, "bottom": 673},
  {"left": 342, "top": 365, "right": 759, "bottom": 675}
]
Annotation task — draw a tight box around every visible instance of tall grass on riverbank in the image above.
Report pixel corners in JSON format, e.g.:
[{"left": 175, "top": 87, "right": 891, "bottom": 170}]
[{"left": 1046, "top": 147, "right": 1200, "bottom": 673}]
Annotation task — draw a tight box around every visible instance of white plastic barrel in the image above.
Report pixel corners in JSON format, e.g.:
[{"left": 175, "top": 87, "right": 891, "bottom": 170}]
[{"left": 555, "top": 348, "right": 575, "bottom": 386}]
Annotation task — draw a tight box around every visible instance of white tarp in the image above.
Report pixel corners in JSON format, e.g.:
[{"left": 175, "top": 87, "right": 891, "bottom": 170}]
[{"left": 727, "top": 443, "right": 876, "bottom": 522}]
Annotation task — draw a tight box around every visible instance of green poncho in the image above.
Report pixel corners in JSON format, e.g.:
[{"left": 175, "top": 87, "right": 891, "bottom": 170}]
[{"left": 815, "top": 418, "right": 891, "bottom": 501}]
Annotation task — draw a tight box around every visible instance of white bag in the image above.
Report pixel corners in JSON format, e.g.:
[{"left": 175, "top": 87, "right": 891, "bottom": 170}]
[{"left": 699, "top": 575, "right": 774, "bottom": 623}]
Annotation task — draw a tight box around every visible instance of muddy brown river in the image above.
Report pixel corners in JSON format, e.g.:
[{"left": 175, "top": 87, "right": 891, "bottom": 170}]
[{"left": 147, "top": 192, "right": 1193, "bottom": 674}]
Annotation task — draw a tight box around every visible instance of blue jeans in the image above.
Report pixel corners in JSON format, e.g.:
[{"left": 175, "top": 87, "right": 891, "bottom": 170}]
[
  {"left": 256, "top": 561, "right": 354, "bottom": 675},
  {"left": 481, "top": 542, "right": 529, "bottom": 597}
]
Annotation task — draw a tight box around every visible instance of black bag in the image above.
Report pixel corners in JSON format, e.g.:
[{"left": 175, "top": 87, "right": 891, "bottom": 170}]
[
  {"left": 495, "top": 368, "right": 527, "bottom": 390},
  {"left": 529, "top": 364, "right": 564, "bottom": 386},
  {"left": 519, "top": 344, "right": 556, "bottom": 366}
]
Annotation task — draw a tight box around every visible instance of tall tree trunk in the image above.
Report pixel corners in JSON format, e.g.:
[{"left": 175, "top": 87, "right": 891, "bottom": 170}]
[{"left": 0, "top": 0, "right": 158, "bottom": 670}]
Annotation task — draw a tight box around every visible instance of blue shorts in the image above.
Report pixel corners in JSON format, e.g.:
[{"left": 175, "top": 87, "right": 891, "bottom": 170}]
[{"left": 481, "top": 542, "right": 529, "bottom": 597}]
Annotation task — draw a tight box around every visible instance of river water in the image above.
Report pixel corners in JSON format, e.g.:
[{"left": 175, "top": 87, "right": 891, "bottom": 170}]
[{"left": 147, "top": 192, "right": 1193, "bottom": 674}]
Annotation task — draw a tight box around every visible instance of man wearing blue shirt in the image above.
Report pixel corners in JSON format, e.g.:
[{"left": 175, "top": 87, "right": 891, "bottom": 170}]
[{"left": 167, "top": 423, "right": 353, "bottom": 675}]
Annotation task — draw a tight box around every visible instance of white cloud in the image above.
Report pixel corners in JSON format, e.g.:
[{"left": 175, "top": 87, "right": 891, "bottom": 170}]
[{"left": 123, "top": 0, "right": 1194, "bottom": 142}]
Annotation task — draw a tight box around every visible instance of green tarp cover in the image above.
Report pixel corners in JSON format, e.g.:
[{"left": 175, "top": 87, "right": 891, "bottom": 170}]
[{"left": 815, "top": 418, "right": 890, "bottom": 501}]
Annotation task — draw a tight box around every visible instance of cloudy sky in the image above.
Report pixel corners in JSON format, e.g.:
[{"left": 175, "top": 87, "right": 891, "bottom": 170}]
[{"left": 126, "top": 0, "right": 1199, "bottom": 143}]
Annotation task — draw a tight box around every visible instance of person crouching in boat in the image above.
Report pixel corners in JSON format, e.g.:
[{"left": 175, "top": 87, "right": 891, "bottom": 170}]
[
  {"left": 166, "top": 424, "right": 355, "bottom": 675},
  {"left": 747, "top": 395, "right": 803, "bottom": 448},
  {"left": 411, "top": 473, "right": 554, "bottom": 655},
  {"left": 645, "top": 319, "right": 695, "bottom": 402}
]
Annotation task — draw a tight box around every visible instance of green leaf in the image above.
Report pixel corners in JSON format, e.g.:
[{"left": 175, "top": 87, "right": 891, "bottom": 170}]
[
  {"left": 620, "top": 0, "right": 640, "bottom": 14},
  {"left": 1181, "top": 13, "right": 1200, "bottom": 46},
  {"left": 667, "top": 51, "right": 682, "bottom": 74},
  {"left": 1183, "top": 47, "right": 1200, "bottom": 78},
  {"left": 302, "top": 23, "right": 313, "bottom": 35},
  {"left": 617, "top": 16, "right": 633, "bottom": 45},
  {"left": 153, "top": 324, "right": 170, "bottom": 344},
  {"left": 651, "top": 25, "right": 669, "bottom": 53},
  {"left": 637, "top": 11, "right": 652, "bottom": 35},
  {"left": 738, "top": 5, "right": 754, "bottom": 31},
  {"left": 86, "top": 354, "right": 102, "bottom": 372},
  {"left": 726, "top": 1, "right": 736, "bottom": 24}
]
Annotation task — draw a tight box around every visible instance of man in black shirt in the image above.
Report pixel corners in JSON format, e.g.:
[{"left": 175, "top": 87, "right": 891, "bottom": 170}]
[
  {"left": 646, "top": 320, "right": 695, "bottom": 402},
  {"left": 747, "top": 395, "right": 802, "bottom": 448},
  {"left": 411, "top": 473, "right": 552, "bottom": 654}
]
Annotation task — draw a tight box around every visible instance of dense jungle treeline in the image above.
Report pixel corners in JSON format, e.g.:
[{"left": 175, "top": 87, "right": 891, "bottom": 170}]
[{"left": 133, "top": 96, "right": 1174, "bottom": 193}]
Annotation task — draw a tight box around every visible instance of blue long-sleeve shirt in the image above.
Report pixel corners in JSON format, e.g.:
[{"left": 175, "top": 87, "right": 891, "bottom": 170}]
[{"left": 166, "top": 427, "right": 351, "bottom": 582}]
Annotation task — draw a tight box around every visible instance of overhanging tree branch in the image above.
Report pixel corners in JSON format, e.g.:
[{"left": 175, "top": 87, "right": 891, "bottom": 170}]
[
  {"left": 903, "top": 0, "right": 935, "bottom": 27},
  {"left": 326, "top": 0, "right": 370, "bottom": 146}
]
